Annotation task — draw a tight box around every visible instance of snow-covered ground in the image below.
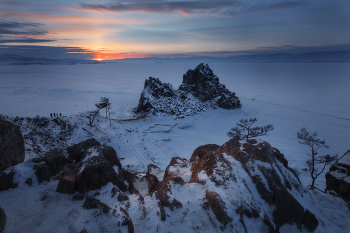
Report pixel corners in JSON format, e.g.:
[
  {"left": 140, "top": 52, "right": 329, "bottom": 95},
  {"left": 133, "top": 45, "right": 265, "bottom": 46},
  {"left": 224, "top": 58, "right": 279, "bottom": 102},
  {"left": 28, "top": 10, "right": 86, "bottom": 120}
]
[{"left": 0, "top": 62, "right": 350, "bottom": 232}]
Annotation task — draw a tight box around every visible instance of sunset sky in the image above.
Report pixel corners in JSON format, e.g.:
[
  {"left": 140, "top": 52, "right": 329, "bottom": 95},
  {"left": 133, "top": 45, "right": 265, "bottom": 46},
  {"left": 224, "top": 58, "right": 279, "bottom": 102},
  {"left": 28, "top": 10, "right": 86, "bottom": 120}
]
[{"left": 1, "top": 0, "right": 350, "bottom": 60}]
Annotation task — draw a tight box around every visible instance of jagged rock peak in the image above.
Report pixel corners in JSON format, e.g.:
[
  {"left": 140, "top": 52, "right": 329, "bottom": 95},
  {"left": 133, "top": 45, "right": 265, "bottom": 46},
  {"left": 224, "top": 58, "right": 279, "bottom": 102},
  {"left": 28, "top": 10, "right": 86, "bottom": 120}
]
[
  {"left": 134, "top": 64, "right": 241, "bottom": 117},
  {"left": 179, "top": 63, "right": 241, "bottom": 109}
]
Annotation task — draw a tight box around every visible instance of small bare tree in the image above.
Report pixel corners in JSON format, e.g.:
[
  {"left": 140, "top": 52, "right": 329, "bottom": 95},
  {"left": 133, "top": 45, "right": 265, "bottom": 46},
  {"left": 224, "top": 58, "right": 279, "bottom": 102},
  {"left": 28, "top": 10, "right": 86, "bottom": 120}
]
[
  {"left": 227, "top": 118, "right": 274, "bottom": 140},
  {"left": 95, "top": 97, "right": 111, "bottom": 118},
  {"left": 87, "top": 110, "right": 99, "bottom": 126},
  {"left": 297, "top": 127, "right": 338, "bottom": 188}
]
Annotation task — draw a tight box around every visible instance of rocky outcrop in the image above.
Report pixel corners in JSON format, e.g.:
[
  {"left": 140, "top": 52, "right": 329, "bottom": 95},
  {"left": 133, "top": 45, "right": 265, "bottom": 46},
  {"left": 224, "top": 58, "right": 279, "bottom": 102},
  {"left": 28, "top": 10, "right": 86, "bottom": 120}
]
[
  {"left": 179, "top": 63, "right": 240, "bottom": 108},
  {"left": 82, "top": 196, "right": 110, "bottom": 213},
  {"left": 0, "top": 169, "right": 18, "bottom": 191},
  {"left": 134, "top": 64, "right": 240, "bottom": 117},
  {"left": 134, "top": 77, "right": 176, "bottom": 113},
  {"left": 57, "top": 140, "right": 126, "bottom": 194},
  {"left": 185, "top": 138, "right": 318, "bottom": 232},
  {"left": 67, "top": 138, "right": 101, "bottom": 162},
  {"left": 326, "top": 149, "right": 350, "bottom": 201},
  {"left": 31, "top": 150, "right": 66, "bottom": 183},
  {"left": 0, "top": 119, "right": 25, "bottom": 172},
  {"left": 0, "top": 207, "right": 6, "bottom": 233},
  {"left": 204, "top": 192, "right": 232, "bottom": 226},
  {"left": 56, "top": 164, "right": 78, "bottom": 194}
]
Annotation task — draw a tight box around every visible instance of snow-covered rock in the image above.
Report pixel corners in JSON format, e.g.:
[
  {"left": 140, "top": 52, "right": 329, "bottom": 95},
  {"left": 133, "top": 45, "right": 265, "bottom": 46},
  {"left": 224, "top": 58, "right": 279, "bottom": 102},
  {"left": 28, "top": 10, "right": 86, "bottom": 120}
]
[
  {"left": 179, "top": 63, "right": 241, "bottom": 109},
  {"left": 134, "top": 64, "right": 241, "bottom": 117},
  {"left": 325, "top": 149, "right": 350, "bottom": 201}
]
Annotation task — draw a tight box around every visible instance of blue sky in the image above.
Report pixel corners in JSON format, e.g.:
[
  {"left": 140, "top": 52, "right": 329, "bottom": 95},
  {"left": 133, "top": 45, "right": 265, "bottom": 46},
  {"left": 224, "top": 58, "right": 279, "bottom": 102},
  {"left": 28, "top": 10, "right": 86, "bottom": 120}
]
[{"left": 0, "top": 0, "right": 349, "bottom": 59}]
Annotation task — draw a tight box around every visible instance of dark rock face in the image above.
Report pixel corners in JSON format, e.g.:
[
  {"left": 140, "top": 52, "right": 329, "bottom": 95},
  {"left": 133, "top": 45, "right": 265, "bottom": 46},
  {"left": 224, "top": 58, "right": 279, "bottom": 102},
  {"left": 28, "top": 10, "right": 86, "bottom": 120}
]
[
  {"left": 56, "top": 164, "right": 78, "bottom": 194},
  {"left": 97, "top": 146, "right": 122, "bottom": 169},
  {"left": 0, "top": 119, "right": 25, "bottom": 172},
  {"left": 0, "top": 169, "right": 18, "bottom": 191},
  {"left": 325, "top": 150, "right": 350, "bottom": 201},
  {"left": 31, "top": 150, "right": 66, "bottom": 183},
  {"left": 118, "top": 193, "right": 129, "bottom": 202},
  {"left": 134, "top": 64, "right": 241, "bottom": 117},
  {"left": 76, "top": 156, "right": 119, "bottom": 193},
  {"left": 67, "top": 138, "right": 101, "bottom": 162},
  {"left": 205, "top": 192, "right": 232, "bottom": 226},
  {"left": 179, "top": 63, "right": 241, "bottom": 109},
  {"left": 0, "top": 207, "right": 5, "bottom": 233},
  {"left": 57, "top": 140, "right": 126, "bottom": 194},
  {"left": 82, "top": 196, "right": 109, "bottom": 213}
]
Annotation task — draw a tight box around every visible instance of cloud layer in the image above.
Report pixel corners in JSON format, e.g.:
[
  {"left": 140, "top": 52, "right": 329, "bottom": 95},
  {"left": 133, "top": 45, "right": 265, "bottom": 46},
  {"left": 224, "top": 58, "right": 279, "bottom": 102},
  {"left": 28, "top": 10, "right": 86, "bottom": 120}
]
[{"left": 77, "top": 0, "right": 304, "bottom": 16}]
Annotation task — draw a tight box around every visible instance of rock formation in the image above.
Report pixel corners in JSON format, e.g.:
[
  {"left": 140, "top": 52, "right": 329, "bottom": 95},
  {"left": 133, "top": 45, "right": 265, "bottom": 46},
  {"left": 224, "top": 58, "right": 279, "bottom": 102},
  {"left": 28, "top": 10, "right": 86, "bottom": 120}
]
[
  {"left": 0, "top": 119, "right": 25, "bottom": 172},
  {"left": 57, "top": 139, "right": 126, "bottom": 194},
  {"left": 0, "top": 207, "right": 5, "bottom": 233},
  {"left": 179, "top": 63, "right": 240, "bottom": 109},
  {"left": 325, "top": 149, "right": 350, "bottom": 201},
  {"left": 31, "top": 150, "right": 66, "bottom": 183},
  {"left": 134, "top": 64, "right": 241, "bottom": 117}
]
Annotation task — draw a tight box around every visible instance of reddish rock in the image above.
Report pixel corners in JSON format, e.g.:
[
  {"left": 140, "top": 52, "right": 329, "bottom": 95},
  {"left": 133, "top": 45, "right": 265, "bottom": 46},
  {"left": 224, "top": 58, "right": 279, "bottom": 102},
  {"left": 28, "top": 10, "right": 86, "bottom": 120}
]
[
  {"left": 205, "top": 192, "right": 232, "bottom": 226},
  {"left": 56, "top": 165, "right": 78, "bottom": 194},
  {"left": 190, "top": 144, "right": 220, "bottom": 163},
  {"left": 163, "top": 157, "right": 187, "bottom": 183}
]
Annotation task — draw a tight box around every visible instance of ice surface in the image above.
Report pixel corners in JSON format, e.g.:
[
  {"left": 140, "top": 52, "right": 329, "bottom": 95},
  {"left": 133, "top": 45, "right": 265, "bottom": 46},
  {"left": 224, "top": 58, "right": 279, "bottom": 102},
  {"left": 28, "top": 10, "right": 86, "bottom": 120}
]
[{"left": 338, "top": 151, "right": 350, "bottom": 165}]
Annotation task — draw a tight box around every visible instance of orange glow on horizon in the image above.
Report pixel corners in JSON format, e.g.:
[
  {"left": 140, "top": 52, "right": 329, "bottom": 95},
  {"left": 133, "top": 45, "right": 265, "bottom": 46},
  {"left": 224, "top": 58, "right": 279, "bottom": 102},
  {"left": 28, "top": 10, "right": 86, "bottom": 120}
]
[{"left": 91, "top": 50, "right": 148, "bottom": 60}]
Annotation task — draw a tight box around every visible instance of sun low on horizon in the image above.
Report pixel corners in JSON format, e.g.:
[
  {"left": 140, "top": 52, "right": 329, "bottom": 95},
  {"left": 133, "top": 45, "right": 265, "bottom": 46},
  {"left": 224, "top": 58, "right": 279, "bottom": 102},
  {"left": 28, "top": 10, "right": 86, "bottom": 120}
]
[{"left": 0, "top": 0, "right": 350, "bottom": 59}]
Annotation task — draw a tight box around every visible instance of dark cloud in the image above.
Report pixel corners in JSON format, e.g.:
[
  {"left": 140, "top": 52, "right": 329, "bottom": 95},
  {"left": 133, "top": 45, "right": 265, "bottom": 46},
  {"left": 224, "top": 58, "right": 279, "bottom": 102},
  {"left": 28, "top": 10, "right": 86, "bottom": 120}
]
[
  {"left": 78, "top": 0, "right": 304, "bottom": 16},
  {"left": 0, "top": 38, "right": 55, "bottom": 43},
  {"left": 79, "top": 1, "right": 240, "bottom": 15},
  {"left": 144, "top": 44, "right": 350, "bottom": 58},
  {"left": 0, "top": 45, "right": 93, "bottom": 59},
  {"left": 0, "top": 20, "right": 48, "bottom": 36}
]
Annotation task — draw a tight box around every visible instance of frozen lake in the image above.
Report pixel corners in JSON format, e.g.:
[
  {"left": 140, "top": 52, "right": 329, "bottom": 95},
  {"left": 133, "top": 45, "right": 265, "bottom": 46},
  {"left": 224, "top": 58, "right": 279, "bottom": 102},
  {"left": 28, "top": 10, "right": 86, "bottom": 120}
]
[{"left": 1, "top": 62, "right": 349, "bottom": 119}]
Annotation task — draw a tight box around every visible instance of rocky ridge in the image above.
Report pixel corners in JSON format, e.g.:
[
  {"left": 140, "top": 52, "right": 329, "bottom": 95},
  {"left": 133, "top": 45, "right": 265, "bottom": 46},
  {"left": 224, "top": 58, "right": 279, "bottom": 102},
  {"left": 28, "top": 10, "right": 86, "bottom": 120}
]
[
  {"left": 325, "top": 149, "right": 350, "bottom": 201},
  {"left": 134, "top": 63, "right": 241, "bottom": 117}
]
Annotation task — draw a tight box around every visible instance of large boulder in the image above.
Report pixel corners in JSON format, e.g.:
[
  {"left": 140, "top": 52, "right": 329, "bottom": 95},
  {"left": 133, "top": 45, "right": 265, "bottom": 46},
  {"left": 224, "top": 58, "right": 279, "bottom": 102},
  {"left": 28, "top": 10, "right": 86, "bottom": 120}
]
[
  {"left": 75, "top": 155, "right": 119, "bottom": 193},
  {"left": 179, "top": 63, "right": 241, "bottom": 108},
  {"left": 0, "top": 207, "right": 5, "bottom": 233},
  {"left": 67, "top": 138, "right": 101, "bottom": 162},
  {"left": 326, "top": 149, "right": 350, "bottom": 201},
  {"left": 31, "top": 150, "right": 66, "bottom": 183},
  {"left": 57, "top": 142, "right": 125, "bottom": 194},
  {"left": 0, "top": 119, "right": 25, "bottom": 172}
]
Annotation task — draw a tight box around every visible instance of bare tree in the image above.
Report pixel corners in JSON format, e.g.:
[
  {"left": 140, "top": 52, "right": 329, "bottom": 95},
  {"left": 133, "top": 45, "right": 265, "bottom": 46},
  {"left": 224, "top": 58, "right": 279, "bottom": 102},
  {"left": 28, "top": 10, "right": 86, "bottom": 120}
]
[
  {"left": 95, "top": 97, "right": 111, "bottom": 118},
  {"left": 87, "top": 110, "right": 99, "bottom": 126},
  {"left": 297, "top": 127, "right": 338, "bottom": 188},
  {"left": 227, "top": 118, "right": 274, "bottom": 140}
]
